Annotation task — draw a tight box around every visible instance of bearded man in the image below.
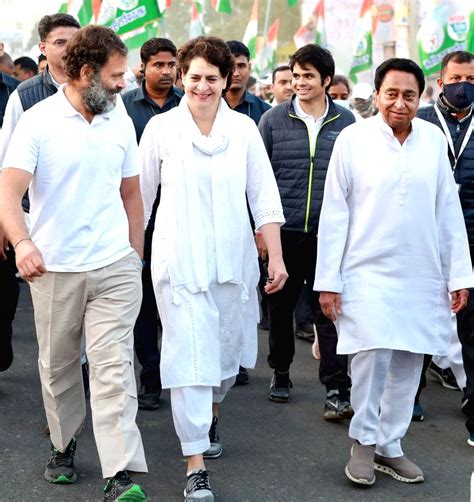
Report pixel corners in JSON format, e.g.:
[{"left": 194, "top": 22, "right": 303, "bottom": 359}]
[{"left": 0, "top": 26, "right": 148, "bottom": 501}]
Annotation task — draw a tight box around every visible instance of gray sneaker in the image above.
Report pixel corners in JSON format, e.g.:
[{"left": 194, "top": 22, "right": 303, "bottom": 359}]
[
  {"left": 184, "top": 469, "right": 214, "bottom": 501},
  {"left": 323, "top": 391, "right": 354, "bottom": 422},
  {"left": 374, "top": 453, "right": 424, "bottom": 483},
  {"left": 345, "top": 442, "right": 376, "bottom": 485},
  {"left": 203, "top": 416, "right": 222, "bottom": 459}
]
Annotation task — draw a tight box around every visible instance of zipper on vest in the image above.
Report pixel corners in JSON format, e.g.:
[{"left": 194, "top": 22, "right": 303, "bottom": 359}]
[{"left": 289, "top": 112, "right": 341, "bottom": 232}]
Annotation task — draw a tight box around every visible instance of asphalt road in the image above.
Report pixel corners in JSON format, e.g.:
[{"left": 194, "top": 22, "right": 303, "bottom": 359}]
[{"left": 1, "top": 283, "right": 473, "bottom": 501}]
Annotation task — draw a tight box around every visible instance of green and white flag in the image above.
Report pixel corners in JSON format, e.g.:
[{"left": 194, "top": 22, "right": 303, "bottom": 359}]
[
  {"left": 417, "top": 0, "right": 474, "bottom": 76},
  {"left": 211, "top": 0, "right": 232, "bottom": 14},
  {"left": 58, "top": 0, "right": 94, "bottom": 26},
  {"left": 349, "top": 0, "right": 374, "bottom": 83},
  {"left": 288, "top": 0, "right": 298, "bottom": 6},
  {"left": 100, "top": 0, "right": 162, "bottom": 51},
  {"left": 243, "top": 0, "right": 258, "bottom": 61}
]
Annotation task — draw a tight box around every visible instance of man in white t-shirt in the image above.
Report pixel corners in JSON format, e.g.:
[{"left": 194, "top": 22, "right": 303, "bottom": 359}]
[{"left": 0, "top": 26, "right": 147, "bottom": 501}]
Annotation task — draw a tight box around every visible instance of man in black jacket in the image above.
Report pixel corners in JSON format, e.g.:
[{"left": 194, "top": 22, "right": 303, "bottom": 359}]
[
  {"left": 258, "top": 44, "right": 355, "bottom": 419},
  {"left": 417, "top": 50, "right": 474, "bottom": 445}
]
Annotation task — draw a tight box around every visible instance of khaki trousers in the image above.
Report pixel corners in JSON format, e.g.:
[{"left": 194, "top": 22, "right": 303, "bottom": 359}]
[{"left": 30, "top": 252, "right": 148, "bottom": 478}]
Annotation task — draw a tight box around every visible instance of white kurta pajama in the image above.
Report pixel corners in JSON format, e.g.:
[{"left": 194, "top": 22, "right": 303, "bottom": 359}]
[
  {"left": 139, "top": 97, "right": 284, "bottom": 454},
  {"left": 314, "top": 114, "right": 474, "bottom": 457}
]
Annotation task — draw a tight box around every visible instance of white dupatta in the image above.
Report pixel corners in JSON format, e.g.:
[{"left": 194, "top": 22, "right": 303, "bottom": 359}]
[{"left": 167, "top": 96, "right": 249, "bottom": 304}]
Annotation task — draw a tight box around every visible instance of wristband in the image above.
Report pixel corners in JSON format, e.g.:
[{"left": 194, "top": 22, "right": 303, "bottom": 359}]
[{"left": 14, "top": 237, "right": 32, "bottom": 250}]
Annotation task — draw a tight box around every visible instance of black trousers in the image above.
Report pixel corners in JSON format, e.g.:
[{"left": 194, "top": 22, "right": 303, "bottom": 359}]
[
  {"left": 267, "top": 230, "right": 351, "bottom": 394},
  {"left": 133, "top": 224, "right": 161, "bottom": 392},
  {"left": 457, "top": 288, "right": 474, "bottom": 433},
  {"left": 0, "top": 245, "right": 20, "bottom": 344}
]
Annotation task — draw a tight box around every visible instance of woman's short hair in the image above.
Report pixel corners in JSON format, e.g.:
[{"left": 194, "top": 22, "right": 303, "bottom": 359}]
[{"left": 177, "top": 36, "right": 235, "bottom": 90}]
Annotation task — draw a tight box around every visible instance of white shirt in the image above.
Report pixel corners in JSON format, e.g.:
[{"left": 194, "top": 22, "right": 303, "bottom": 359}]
[
  {"left": 2, "top": 85, "right": 139, "bottom": 272},
  {"left": 314, "top": 114, "right": 474, "bottom": 356},
  {"left": 293, "top": 96, "right": 329, "bottom": 152}
]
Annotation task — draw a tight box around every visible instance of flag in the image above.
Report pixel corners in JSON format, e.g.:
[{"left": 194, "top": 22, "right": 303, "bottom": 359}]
[
  {"left": 259, "top": 18, "right": 280, "bottom": 74},
  {"left": 288, "top": 0, "right": 298, "bottom": 6},
  {"left": 243, "top": 0, "right": 258, "bottom": 60},
  {"left": 293, "top": 0, "right": 326, "bottom": 48},
  {"left": 417, "top": 0, "right": 474, "bottom": 76},
  {"left": 102, "top": 0, "right": 162, "bottom": 50},
  {"left": 58, "top": 0, "right": 94, "bottom": 26},
  {"left": 158, "top": 0, "right": 172, "bottom": 13},
  {"left": 348, "top": 0, "right": 376, "bottom": 83},
  {"left": 211, "top": 0, "right": 232, "bottom": 14},
  {"left": 189, "top": 2, "right": 204, "bottom": 38}
]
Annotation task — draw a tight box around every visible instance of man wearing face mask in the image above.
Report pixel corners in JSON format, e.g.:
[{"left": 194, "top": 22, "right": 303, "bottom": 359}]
[
  {"left": 350, "top": 82, "right": 376, "bottom": 118},
  {"left": 417, "top": 50, "right": 474, "bottom": 446}
]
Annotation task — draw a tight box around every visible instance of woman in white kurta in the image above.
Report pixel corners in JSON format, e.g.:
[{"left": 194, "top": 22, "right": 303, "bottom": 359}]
[
  {"left": 139, "top": 37, "right": 286, "bottom": 501},
  {"left": 314, "top": 61, "right": 473, "bottom": 487}
]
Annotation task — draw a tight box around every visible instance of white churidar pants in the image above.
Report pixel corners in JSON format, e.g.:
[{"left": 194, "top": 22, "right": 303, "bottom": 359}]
[
  {"left": 349, "top": 349, "right": 424, "bottom": 458},
  {"left": 171, "top": 377, "right": 236, "bottom": 456}
]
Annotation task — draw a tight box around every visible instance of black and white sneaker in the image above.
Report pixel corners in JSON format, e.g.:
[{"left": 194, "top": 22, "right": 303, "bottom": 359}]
[
  {"left": 184, "top": 469, "right": 214, "bottom": 501},
  {"left": 203, "top": 416, "right": 222, "bottom": 459},
  {"left": 428, "top": 363, "right": 460, "bottom": 390}
]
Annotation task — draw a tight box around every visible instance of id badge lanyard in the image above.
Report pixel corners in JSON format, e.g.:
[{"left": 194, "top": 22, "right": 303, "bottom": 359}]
[{"left": 434, "top": 104, "right": 473, "bottom": 190}]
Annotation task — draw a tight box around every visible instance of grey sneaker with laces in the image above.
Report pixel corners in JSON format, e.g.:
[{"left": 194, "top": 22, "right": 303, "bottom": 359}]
[
  {"left": 374, "top": 453, "right": 424, "bottom": 483},
  {"left": 323, "top": 391, "right": 354, "bottom": 422},
  {"left": 184, "top": 469, "right": 214, "bottom": 501},
  {"left": 203, "top": 416, "right": 222, "bottom": 459},
  {"left": 345, "top": 442, "right": 376, "bottom": 485}
]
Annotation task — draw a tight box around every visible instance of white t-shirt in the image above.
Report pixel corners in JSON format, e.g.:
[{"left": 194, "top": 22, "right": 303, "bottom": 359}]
[
  {"left": 293, "top": 96, "right": 329, "bottom": 153},
  {"left": 2, "top": 85, "right": 139, "bottom": 272}
]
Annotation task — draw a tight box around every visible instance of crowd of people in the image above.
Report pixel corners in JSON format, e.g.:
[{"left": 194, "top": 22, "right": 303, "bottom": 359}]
[{"left": 0, "top": 11, "right": 473, "bottom": 502}]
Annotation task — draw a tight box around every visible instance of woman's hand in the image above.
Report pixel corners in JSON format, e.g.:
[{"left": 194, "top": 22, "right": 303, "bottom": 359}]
[{"left": 264, "top": 255, "right": 288, "bottom": 294}]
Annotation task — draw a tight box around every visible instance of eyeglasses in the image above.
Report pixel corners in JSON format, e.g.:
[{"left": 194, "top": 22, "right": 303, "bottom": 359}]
[{"left": 43, "top": 39, "right": 68, "bottom": 47}]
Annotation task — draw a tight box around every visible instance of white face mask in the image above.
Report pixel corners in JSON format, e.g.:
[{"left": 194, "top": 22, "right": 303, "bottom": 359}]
[{"left": 333, "top": 99, "right": 351, "bottom": 109}]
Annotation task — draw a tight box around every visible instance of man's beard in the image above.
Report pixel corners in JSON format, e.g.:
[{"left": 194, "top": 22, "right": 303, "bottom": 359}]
[{"left": 82, "top": 71, "right": 118, "bottom": 115}]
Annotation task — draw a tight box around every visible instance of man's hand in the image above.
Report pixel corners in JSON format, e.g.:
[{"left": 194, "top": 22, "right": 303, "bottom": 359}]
[
  {"left": 451, "top": 289, "right": 469, "bottom": 314},
  {"left": 264, "top": 256, "right": 288, "bottom": 294},
  {"left": 15, "top": 239, "right": 47, "bottom": 282},
  {"left": 320, "top": 292, "right": 342, "bottom": 321},
  {"left": 255, "top": 232, "right": 268, "bottom": 260}
]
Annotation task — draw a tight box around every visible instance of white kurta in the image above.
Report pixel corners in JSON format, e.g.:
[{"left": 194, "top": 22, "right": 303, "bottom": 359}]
[
  {"left": 139, "top": 98, "right": 284, "bottom": 388},
  {"left": 314, "top": 114, "right": 474, "bottom": 356}
]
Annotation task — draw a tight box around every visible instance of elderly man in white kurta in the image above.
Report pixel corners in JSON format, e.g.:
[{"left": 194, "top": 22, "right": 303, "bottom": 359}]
[{"left": 314, "top": 58, "right": 474, "bottom": 487}]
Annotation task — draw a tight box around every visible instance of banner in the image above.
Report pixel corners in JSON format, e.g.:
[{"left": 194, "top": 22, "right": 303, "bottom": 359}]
[{"left": 417, "top": 0, "right": 474, "bottom": 76}]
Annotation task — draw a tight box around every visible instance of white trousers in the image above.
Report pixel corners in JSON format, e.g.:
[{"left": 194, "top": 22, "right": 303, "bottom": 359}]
[
  {"left": 170, "top": 377, "right": 235, "bottom": 456},
  {"left": 349, "top": 349, "right": 424, "bottom": 458},
  {"left": 433, "top": 314, "right": 466, "bottom": 389}
]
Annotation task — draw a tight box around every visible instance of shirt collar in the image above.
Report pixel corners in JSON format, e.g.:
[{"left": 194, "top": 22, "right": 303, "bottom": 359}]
[
  {"left": 59, "top": 84, "right": 112, "bottom": 121},
  {"left": 136, "top": 81, "right": 180, "bottom": 105},
  {"left": 293, "top": 95, "right": 329, "bottom": 121},
  {"left": 375, "top": 112, "right": 417, "bottom": 140}
]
